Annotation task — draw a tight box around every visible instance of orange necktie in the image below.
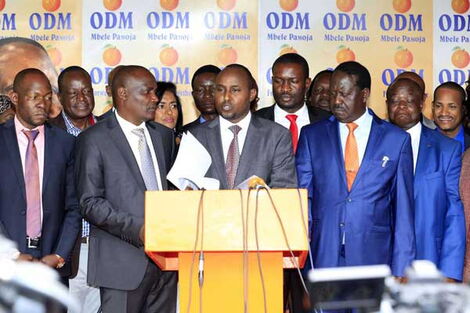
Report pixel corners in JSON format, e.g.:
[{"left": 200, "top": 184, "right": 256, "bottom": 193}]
[{"left": 345, "top": 123, "right": 359, "bottom": 191}]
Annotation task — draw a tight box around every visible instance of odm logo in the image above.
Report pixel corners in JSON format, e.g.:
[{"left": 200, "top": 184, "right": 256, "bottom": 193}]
[
  {"left": 160, "top": 0, "right": 178, "bottom": 11},
  {"left": 159, "top": 44, "right": 178, "bottom": 67},
  {"left": 394, "top": 46, "right": 413, "bottom": 68},
  {"left": 280, "top": 44, "right": 297, "bottom": 55},
  {"left": 452, "top": 0, "right": 469, "bottom": 14},
  {"left": 46, "top": 45, "right": 62, "bottom": 66},
  {"left": 392, "top": 0, "right": 411, "bottom": 14},
  {"left": 217, "top": 0, "right": 236, "bottom": 11},
  {"left": 451, "top": 46, "right": 470, "bottom": 68},
  {"left": 336, "top": 45, "right": 355, "bottom": 63},
  {"left": 102, "top": 45, "right": 121, "bottom": 66},
  {"left": 42, "top": 0, "right": 60, "bottom": 12},
  {"left": 336, "top": 0, "right": 355, "bottom": 12},
  {"left": 0, "top": 0, "right": 6, "bottom": 11},
  {"left": 218, "top": 44, "right": 237, "bottom": 65},
  {"left": 103, "top": 0, "right": 122, "bottom": 11},
  {"left": 280, "top": 0, "right": 298, "bottom": 12}
]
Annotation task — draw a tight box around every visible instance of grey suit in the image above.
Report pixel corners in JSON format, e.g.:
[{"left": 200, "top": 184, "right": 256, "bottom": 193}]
[
  {"left": 189, "top": 115, "right": 298, "bottom": 189},
  {"left": 74, "top": 114, "right": 176, "bottom": 313}
]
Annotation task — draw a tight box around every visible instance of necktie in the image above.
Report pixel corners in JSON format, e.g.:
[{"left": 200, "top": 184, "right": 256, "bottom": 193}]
[
  {"left": 23, "top": 130, "right": 41, "bottom": 238},
  {"left": 131, "top": 128, "right": 159, "bottom": 191},
  {"left": 286, "top": 114, "right": 298, "bottom": 153},
  {"left": 226, "top": 125, "right": 242, "bottom": 189},
  {"left": 345, "top": 123, "right": 359, "bottom": 191}
]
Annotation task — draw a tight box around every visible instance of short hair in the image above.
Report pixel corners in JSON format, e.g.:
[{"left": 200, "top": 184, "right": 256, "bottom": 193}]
[
  {"left": 111, "top": 65, "right": 149, "bottom": 101},
  {"left": 191, "top": 65, "right": 221, "bottom": 89},
  {"left": 13, "top": 68, "right": 49, "bottom": 93},
  {"left": 0, "top": 37, "right": 47, "bottom": 53},
  {"left": 272, "top": 53, "right": 309, "bottom": 79},
  {"left": 433, "top": 81, "right": 466, "bottom": 104},
  {"left": 155, "top": 81, "right": 183, "bottom": 133},
  {"left": 58, "top": 66, "right": 91, "bottom": 93},
  {"left": 334, "top": 61, "right": 371, "bottom": 90},
  {"left": 222, "top": 64, "right": 256, "bottom": 89},
  {"left": 386, "top": 78, "right": 424, "bottom": 100},
  {"left": 107, "top": 65, "right": 124, "bottom": 85},
  {"left": 307, "top": 69, "right": 333, "bottom": 98},
  {"left": 395, "top": 71, "right": 425, "bottom": 92}
]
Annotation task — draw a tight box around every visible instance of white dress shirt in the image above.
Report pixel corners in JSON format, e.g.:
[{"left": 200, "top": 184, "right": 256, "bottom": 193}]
[
  {"left": 219, "top": 112, "right": 252, "bottom": 162},
  {"left": 115, "top": 112, "right": 163, "bottom": 190},
  {"left": 274, "top": 103, "right": 310, "bottom": 137},
  {"left": 406, "top": 122, "right": 422, "bottom": 173},
  {"left": 339, "top": 109, "right": 373, "bottom": 167}
]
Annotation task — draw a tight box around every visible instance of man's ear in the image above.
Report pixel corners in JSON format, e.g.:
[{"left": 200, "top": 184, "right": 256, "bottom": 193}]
[
  {"left": 249, "top": 88, "right": 256, "bottom": 102},
  {"left": 117, "top": 86, "right": 127, "bottom": 101},
  {"left": 362, "top": 88, "right": 370, "bottom": 104},
  {"left": 305, "top": 77, "right": 312, "bottom": 91},
  {"left": 9, "top": 91, "right": 18, "bottom": 108}
]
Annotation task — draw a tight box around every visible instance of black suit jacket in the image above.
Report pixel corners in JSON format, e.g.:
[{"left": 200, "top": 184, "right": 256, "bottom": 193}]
[
  {"left": 75, "top": 114, "right": 175, "bottom": 290},
  {"left": 465, "top": 129, "right": 470, "bottom": 151},
  {"left": 0, "top": 120, "right": 81, "bottom": 273},
  {"left": 254, "top": 104, "right": 331, "bottom": 125},
  {"left": 182, "top": 115, "right": 202, "bottom": 133},
  {"left": 189, "top": 115, "right": 297, "bottom": 189},
  {"left": 96, "top": 109, "right": 114, "bottom": 121}
]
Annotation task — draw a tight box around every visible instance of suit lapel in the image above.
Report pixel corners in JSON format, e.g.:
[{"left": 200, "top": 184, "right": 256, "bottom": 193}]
[
  {"left": 206, "top": 118, "right": 228, "bottom": 189},
  {"left": 42, "top": 124, "right": 54, "bottom": 196},
  {"left": 147, "top": 123, "right": 168, "bottom": 190},
  {"left": 414, "top": 126, "right": 432, "bottom": 197},
  {"left": 107, "top": 115, "right": 146, "bottom": 191},
  {"left": 350, "top": 114, "right": 385, "bottom": 191},
  {"left": 235, "top": 116, "right": 259, "bottom": 187},
  {"left": 3, "top": 120, "right": 26, "bottom": 202},
  {"left": 326, "top": 117, "right": 348, "bottom": 191}
]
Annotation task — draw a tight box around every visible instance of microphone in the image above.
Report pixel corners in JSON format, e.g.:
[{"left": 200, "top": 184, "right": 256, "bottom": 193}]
[{"left": 248, "top": 176, "right": 268, "bottom": 190}]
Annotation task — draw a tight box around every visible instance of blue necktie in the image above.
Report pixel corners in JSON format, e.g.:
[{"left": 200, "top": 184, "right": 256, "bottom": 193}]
[{"left": 132, "top": 128, "right": 159, "bottom": 190}]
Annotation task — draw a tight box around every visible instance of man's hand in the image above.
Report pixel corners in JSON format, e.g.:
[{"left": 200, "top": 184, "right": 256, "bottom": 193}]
[
  {"left": 16, "top": 253, "right": 34, "bottom": 262},
  {"left": 40, "top": 254, "right": 60, "bottom": 268},
  {"left": 394, "top": 276, "right": 408, "bottom": 284},
  {"left": 139, "top": 225, "right": 145, "bottom": 245},
  {"left": 445, "top": 277, "right": 458, "bottom": 283}
]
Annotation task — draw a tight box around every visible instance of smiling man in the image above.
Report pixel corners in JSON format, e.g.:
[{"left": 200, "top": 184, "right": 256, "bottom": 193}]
[
  {"left": 387, "top": 78, "right": 465, "bottom": 282},
  {"left": 433, "top": 81, "right": 470, "bottom": 154},
  {"left": 185, "top": 63, "right": 297, "bottom": 189},
  {"left": 75, "top": 65, "right": 177, "bottom": 313},
  {"left": 296, "top": 61, "right": 415, "bottom": 284}
]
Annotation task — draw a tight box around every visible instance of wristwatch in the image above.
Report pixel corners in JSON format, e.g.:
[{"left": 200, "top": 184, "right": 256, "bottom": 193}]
[{"left": 55, "top": 254, "right": 65, "bottom": 269}]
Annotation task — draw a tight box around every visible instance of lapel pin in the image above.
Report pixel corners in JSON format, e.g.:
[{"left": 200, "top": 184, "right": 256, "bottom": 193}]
[{"left": 382, "top": 156, "right": 389, "bottom": 168}]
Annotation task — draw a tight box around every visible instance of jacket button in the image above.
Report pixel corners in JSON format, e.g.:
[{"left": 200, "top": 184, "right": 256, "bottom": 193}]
[
  {"left": 20, "top": 210, "right": 26, "bottom": 215},
  {"left": 340, "top": 223, "right": 345, "bottom": 227},
  {"left": 347, "top": 198, "right": 352, "bottom": 202}
]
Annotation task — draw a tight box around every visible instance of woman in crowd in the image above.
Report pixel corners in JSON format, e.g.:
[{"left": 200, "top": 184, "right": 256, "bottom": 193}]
[{"left": 154, "top": 81, "right": 183, "bottom": 145}]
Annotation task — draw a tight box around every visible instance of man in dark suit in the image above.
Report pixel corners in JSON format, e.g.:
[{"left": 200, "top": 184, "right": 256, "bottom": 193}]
[
  {"left": 75, "top": 65, "right": 177, "bottom": 313},
  {"left": 433, "top": 81, "right": 470, "bottom": 154},
  {"left": 188, "top": 63, "right": 297, "bottom": 189},
  {"left": 296, "top": 62, "right": 415, "bottom": 280},
  {"left": 0, "top": 68, "right": 80, "bottom": 274},
  {"left": 255, "top": 53, "right": 330, "bottom": 152},
  {"left": 183, "top": 64, "right": 221, "bottom": 131},
  {"left": 50, "top": 66, "right": 100, "bottom": 312},
  {"left": 387, "top": 78, "right": 465, "bottom": 281}
]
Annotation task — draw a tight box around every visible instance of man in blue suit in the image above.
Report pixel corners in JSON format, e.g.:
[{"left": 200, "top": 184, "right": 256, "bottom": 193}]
[
  {"left": 387, "top": 78, "right": 465, "bottom": 281},
  {"left": 296, "top": 61, "right": 415, "bottom": 278},
  {"left": 0, "top": 68, "right": 81, "bottom": 277}
]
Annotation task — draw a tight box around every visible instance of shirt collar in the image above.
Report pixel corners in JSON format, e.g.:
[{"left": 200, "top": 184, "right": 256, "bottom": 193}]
[
  {"left": 14, "top": 115, "right": 44, "bottom": 136},
  {"left": 274, "top": 103, "right": 308, "bottom": 118},
  {"left": 115, "top": 111, "right": 146, "bottom": 131},
  {"left": 219, "top": 111, "right": 252, "bottom": 131},
  {"left": 406, "top": 121, "right": 422, "bottom": 140},
  {"left": 339, "top": 108, "right": 372, "bottom": 127}
]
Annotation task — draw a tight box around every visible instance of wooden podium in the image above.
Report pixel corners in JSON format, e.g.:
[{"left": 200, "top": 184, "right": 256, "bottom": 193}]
[{"left": 145, "top": 189, "right": 308, "bottom": 313}]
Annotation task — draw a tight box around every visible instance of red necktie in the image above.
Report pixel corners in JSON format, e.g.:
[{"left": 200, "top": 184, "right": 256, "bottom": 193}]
[
  {"left": 286, "top": 114, "right": 298, "bottom": 153},
  {"left": 23, "top": 130, "right": 41, "bottom": 238}
]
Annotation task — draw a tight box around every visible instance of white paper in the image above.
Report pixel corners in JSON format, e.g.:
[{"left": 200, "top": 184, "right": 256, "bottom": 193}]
[{"left": 167, "top": 131, "right": 220, "bottom": 190}]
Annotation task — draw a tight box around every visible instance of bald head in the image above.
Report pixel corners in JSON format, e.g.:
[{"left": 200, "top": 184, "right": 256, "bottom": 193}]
[
  {"left": 395, "top": 71, "right": 426, "bottom": 100},
  {"left": 387, "top": 77, "right": 423, "bottom": 100}
]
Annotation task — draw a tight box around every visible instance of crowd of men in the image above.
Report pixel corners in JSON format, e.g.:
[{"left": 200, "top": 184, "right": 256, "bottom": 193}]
[{"left": 0, "top": 36, "right": 470, "bottom": 313}]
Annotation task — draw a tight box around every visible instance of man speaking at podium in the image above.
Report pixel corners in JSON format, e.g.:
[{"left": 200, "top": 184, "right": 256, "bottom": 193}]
[{"left": 187, "top": 63, "right": 297, "bottom": 190}]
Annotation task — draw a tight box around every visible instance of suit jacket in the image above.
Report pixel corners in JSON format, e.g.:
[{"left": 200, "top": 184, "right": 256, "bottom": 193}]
[
  {"left": 460, "top": 149, "right": 470, "bottom": 282},
  {"left": 74, "top": 114, "right": 175, "bottom": 290},
  {"left": 189, "top": 115, "right": 297, "bottom": 189},
  {"left": 254, "top": 104, "right": 331, "bottom": 125},
  {"left": 465, "top": 129, "right": 470, "bottom": 150},
  {"left": 96, "top": 108, "right": 114, "bottom": 121},
  {"left": 182, "top": 116, "right": 202, "bottom": 133},
  {"left": 414, "top": 125, "right": 465, "bottom": 280},
  {"left": 0, "top": 120, "right": 81, "bottom": 274},
  {"left": 296, "top": 110, "right": 415, "bottom": 276}
]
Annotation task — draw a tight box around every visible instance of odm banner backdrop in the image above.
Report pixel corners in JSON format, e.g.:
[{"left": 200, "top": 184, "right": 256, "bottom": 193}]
[{"left": 0, "top": 0, "right": 469, "bottom": 123}]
